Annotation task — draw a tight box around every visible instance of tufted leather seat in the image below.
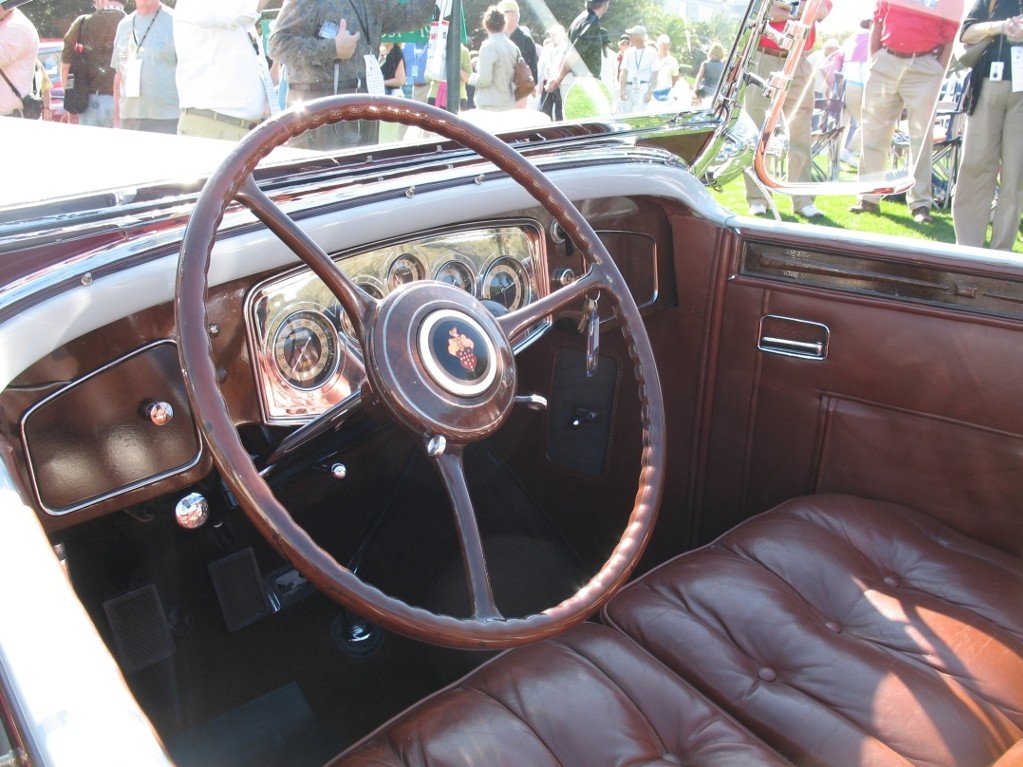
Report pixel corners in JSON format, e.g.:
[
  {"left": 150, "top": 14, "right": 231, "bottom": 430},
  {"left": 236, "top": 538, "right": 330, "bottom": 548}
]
[
  {"left": 329, "top": 622, "right": 788, "bottom": 766},
  {"left": 604, "top": 494, "right": 1023, "bottom": 766},
  {"left": 329, "top": 494, "right": 1023, "bottom": 765}
]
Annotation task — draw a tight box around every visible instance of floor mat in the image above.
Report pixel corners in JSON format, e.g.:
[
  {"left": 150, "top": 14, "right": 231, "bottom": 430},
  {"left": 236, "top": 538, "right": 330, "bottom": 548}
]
[{"left": 167, "top": 682, "right": 346, "bottom": 767}]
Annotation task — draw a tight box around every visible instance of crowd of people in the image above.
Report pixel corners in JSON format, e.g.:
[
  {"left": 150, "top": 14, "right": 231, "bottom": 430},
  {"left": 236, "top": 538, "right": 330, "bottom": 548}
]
[
  {"left": 3, "top": 0, "right": 1018, "bottom": 251},
  {"left": 0, "top": 0, "right": 724, "bottom": 139}
]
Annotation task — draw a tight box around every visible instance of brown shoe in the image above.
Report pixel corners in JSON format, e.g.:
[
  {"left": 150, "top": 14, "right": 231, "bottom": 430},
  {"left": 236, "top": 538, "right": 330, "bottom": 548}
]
[
  {"left": 912, "top": 207, "right": 933, "bottom": 223},
  {"left": 849, "top": 200, "right": 880, "bottom": 214}
]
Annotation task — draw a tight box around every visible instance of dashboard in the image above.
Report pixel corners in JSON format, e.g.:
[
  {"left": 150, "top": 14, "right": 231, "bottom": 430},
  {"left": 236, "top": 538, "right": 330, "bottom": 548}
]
[
  {"left": 8, "top": 192, "right": 667, "bottom": 530},
  {"left": 245, "top": 222, "right": 549, "bottom": 425}
]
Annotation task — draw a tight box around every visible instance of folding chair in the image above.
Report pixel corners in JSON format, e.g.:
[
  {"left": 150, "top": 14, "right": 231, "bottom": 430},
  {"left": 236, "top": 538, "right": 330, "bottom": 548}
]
[
  {"left": 930, "top": 74, "right": 966, "bottom": 210},
  {"left": 810, "top": 97, "right": 845, "bottom": 181}
]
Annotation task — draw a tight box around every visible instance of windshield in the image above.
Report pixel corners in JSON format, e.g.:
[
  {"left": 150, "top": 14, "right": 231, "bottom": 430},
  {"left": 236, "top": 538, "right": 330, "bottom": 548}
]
[{"left": 2, "top": 0, "right": 750, "bottom": 208}]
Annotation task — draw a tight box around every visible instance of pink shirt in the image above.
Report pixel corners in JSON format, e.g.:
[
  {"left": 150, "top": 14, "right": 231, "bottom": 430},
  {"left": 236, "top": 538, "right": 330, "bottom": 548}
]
[{"left": 0, "top": 9, "right": 39, "bottom": 114}]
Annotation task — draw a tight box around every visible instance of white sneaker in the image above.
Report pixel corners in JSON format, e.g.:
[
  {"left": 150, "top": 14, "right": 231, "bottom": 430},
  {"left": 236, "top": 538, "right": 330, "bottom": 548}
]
[
  {"left": 840, "top": 149, "right": 859, "bottom": 166},
  {"left": 748, "top": 202, "right": 768, "bottom": 216},
  {"left": 797, "top": 204, "right": 823, "bottom": 219}
]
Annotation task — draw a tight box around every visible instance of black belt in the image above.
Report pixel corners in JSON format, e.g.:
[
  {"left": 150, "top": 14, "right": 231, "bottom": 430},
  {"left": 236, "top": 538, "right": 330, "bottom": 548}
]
[
  {"left": 883, "top": 46, "right": 937, "bottom": 59},
  {"left": 182, "top": 107, "right": 259, "bottom": 130},
  {"left": 758, "top": 45, "right": 787, "bottom": 58}
]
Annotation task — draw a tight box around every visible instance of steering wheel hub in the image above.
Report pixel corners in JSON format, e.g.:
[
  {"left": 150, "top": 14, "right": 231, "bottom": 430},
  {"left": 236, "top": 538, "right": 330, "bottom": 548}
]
[
  {"left": 418, "top": 309, "right": 498, "bottom": 398},
  {"left": 364, "top": 282, "right": 516, "bottom": 443}
]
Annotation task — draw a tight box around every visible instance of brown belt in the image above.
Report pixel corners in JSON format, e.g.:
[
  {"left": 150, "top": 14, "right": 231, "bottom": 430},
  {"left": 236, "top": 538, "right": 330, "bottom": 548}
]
[
  {"left": 883, "top": 46, "right": 937, "bottom": 59},
  {"left": 757, "top": 45, "right": 787, "bottom": 58}
]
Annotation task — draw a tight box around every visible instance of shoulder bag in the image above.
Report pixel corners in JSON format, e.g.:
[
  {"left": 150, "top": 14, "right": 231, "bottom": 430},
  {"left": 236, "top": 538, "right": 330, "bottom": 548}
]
[
  {"left": 513, "top": 55, "right": 535, "bottom": 99},
  {"left": 63, "top": 17, "right": 91, "bottom": 115},
  {"left": 959, "top": 0, "right": 999, "bottom": 69},
  {"left": 0, "top": 67, "right": 42, "bottom": 119}
]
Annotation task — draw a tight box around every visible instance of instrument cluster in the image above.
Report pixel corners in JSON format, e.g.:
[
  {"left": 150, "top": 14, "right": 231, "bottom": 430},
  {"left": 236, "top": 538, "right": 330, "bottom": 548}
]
[{"left": 246, "top": 223, "right": 546, "bottom": 425}]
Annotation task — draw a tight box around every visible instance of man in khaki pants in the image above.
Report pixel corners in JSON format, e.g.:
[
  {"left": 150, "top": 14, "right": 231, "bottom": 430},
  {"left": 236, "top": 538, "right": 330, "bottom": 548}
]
[{"left": 849, "top": 0, "right": 962, "bottom": 223}]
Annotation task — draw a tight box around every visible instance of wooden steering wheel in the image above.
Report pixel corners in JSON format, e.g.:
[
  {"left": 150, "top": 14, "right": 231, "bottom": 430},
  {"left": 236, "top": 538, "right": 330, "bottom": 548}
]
[{"left": 176, "top": 96, "right": 665, "bottom": 649}]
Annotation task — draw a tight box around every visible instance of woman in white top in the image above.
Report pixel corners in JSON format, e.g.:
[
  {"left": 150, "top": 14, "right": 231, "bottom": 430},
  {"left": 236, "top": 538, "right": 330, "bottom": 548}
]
[{"left": 471, "top": 6, "right": 518, "bottom": 111}]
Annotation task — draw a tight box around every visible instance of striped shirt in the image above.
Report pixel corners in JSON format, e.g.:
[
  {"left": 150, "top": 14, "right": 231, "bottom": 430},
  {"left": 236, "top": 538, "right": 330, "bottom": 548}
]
[{"left": 0, "top": 9, "right": 40, "bottom": 115}]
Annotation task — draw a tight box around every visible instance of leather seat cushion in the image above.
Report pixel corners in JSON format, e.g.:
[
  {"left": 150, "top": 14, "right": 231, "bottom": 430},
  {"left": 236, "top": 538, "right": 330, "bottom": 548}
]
[
  {"left": 329, "top": 623, "right": 788, "bottom": 766},
  {"left": 604, "top": 493, "right": 1023, "bottom": 767}
]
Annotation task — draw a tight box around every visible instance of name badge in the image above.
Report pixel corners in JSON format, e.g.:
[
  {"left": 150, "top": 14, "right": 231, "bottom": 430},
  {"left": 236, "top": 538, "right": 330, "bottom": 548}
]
[
  {"left": 124, "top": 51, "right": 143, "bottom": 98},
  {"left": 364, "top": 54, "right": 386, "bottom": 96},
  {"left": 1011, "top": 46, "right": 1023, "bottom": 92}
]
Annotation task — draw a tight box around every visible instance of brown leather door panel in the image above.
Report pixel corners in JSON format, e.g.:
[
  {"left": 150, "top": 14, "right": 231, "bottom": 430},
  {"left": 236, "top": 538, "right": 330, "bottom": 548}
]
[{"left": 698, "top": 240, "right": 1023, "bottom": 554}]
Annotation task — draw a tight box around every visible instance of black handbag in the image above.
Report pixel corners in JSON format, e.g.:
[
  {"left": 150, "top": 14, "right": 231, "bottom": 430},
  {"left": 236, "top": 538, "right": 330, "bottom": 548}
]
[
  {"left": 0, "top": 67, "right": 42, "bottom": 119},
  {"left": 63, "top": 17, "right": 90, "bottom": 115}
]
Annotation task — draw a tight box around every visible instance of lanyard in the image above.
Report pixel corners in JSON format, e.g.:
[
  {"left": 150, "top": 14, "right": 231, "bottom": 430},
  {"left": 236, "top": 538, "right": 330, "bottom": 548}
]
[
  {"left": 348, "top": 0, "right": 370, "bottom": 49},
  {"left": 633, "top": 47, "right": 646, "bottom": 72},
  {"left": 132, "top": 6, "right": 160, "bottom": 50}
]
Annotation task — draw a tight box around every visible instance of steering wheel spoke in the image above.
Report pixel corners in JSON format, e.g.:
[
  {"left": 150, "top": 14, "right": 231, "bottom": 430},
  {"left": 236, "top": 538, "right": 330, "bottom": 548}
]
[
  {"left": 261, "top": 391, "right": 364, "bottom": 470},
  {"left": 431, "top": 445, "right": 502, "bottom": 622},
  {"left": 497, "top": 268, "right": 603, "bottom": 342},
  {"left": 237, "top": 175, "right": 375, "bottom": 335}
]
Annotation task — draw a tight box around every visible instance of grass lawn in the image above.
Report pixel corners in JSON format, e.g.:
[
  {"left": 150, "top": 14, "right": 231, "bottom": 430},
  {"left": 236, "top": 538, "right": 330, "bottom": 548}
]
[{"left": 710, "top": 177, "right": 1023, "bottom": 255}]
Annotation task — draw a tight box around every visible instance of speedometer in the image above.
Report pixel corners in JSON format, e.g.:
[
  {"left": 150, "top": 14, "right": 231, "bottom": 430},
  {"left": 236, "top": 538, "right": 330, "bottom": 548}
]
[{"left": 272, "top": 309, "right": 340, "bottom": 389}]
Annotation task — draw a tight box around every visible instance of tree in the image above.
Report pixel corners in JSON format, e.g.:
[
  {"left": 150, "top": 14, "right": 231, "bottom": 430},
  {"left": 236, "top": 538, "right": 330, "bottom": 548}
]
[
  {"left": 23, "top": 0, "right": 183, "bottom": 38},
  {"left": 500, "top": 0, "right": 659, "bottom": 47},
  {"left": 689, "top": 10, "right": 742, "bottom": 56},
  {"left": 22, "top": 0, "right": 90, "bottom": 39}
]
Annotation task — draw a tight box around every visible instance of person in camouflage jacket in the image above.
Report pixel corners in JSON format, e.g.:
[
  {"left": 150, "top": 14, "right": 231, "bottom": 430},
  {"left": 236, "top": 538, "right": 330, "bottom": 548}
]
[{"left": 269, "top": 0, "right": 435, "bottom": 149}]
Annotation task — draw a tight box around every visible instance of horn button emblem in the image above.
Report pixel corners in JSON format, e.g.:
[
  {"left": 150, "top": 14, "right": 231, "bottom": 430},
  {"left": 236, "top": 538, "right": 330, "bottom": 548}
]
[{"left": 418, "top": 310, "right": 498, "bottom": 398}]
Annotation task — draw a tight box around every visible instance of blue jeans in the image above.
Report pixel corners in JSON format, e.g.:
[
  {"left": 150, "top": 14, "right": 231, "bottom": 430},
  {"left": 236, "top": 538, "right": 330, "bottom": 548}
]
[{"left": 78, "top": 94, "right": 115, "bottom": 128}]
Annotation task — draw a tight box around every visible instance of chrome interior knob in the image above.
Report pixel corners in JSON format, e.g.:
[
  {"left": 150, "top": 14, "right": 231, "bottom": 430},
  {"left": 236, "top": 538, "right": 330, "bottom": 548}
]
[
  {"left": 175, "top": 492, "right": 209, "bottom": 529},
  {"left": 552, "top": 268, "right": 577, "bottom": 288},
  {"left": 144, "top": 401, "right": 175, "bottom": 426}
]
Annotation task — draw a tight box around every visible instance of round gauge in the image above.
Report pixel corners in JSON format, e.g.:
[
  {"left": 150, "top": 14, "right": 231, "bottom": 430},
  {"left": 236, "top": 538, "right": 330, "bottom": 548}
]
[
  {"left": 387, "top": 254, "right": 426, "bottom": 292},
  {"left": 435, "top": 260, "right": 475, "bottom": 294},
  {"left": 360, "top": 282, "right": 384, "bottom": 300},
  {"left": 482, "top": 257, "right": 530, "bottom": 311},
  {"left": 272, "top": 309, "right": 340, "bottom": 389},
  {"left": 338, "top": 282, "right": 383, "bottom": 340}
]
